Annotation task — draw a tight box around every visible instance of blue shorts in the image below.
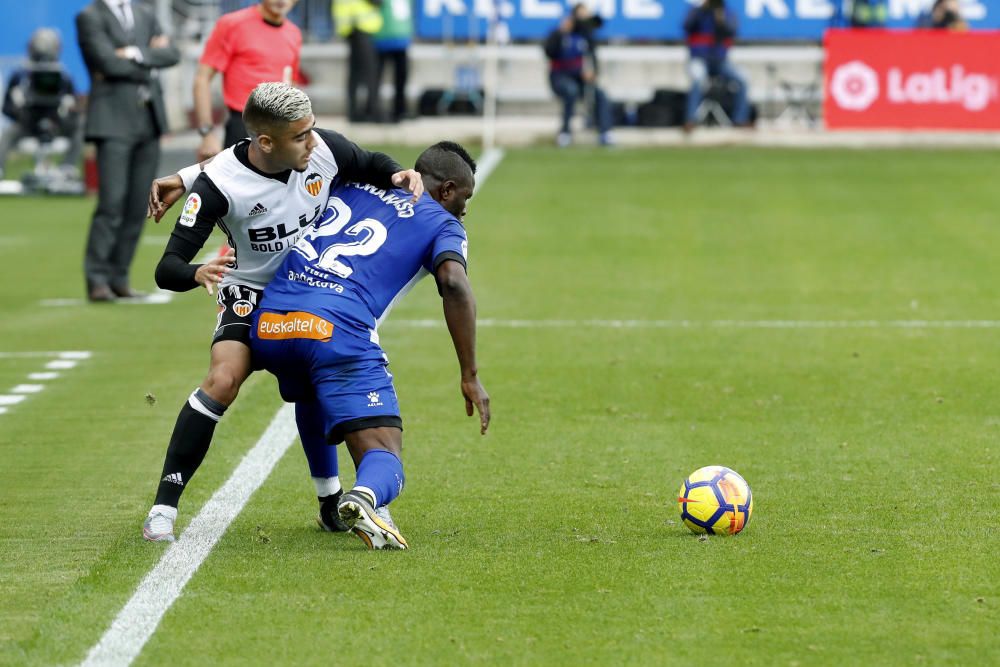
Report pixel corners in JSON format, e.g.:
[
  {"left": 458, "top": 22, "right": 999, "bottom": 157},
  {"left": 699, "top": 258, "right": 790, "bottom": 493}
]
[{"left": 250, "top": 309, "right": 402, "bottom": 444}]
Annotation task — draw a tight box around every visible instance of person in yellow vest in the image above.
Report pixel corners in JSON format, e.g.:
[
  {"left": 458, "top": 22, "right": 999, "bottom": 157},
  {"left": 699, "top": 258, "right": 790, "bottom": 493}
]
[{"left": 333, "top": 0, "right": 383, "bottom": 122}]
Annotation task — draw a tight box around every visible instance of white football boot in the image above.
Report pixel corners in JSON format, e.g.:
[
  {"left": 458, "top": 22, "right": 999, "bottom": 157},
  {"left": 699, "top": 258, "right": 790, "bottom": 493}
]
[
  {"left": 337, "top": 491, "right": 407, "bottom": 550},
  {"left": 143, "top": 505, "right": 177, "bottom": 542}
]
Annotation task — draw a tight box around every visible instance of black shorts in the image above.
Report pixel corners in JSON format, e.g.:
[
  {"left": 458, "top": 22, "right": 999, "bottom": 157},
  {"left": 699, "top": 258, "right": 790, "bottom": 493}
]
[{"left": 213, "top": 284, "right": 263, "bottom": 346}]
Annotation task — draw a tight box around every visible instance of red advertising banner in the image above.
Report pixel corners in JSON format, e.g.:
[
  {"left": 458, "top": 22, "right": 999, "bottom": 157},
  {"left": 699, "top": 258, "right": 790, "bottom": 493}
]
[{"left": 824, "top": 29, "right": 1000, "bottom": 131}]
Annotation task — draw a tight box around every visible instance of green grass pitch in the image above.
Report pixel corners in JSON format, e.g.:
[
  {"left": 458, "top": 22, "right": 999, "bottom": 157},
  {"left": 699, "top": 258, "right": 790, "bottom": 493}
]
[{"left": 0, "top": 147, "right": 997, "bottom": 665}]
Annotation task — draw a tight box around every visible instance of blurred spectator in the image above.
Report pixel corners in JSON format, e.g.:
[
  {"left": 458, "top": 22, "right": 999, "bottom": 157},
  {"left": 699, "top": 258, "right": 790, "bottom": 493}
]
[
  {"left": 375, "top": 0, "right": 413, "bottom": 123},
  {"left": 916, "top": 0, "right": 968, "bottom": 29},
  {"left": 0, "top": 29, "right": 83, "bottom": 180},
  {"left": 76, "top": 0, "right": 179, "bottom": 302},
  {"left": 334, "top": 0, "right": 383, "bottom": 122},
  {"left": 543, "top": 3, "right": 612, "bottom": 147},
  {"left": 682, "top": 0, "right": 750, "bottom": 131},
  {"left": 849, "top": 0, "right": 888, "bottom": 28},
  {"left": 195, "top": 0, "right": 303, "bottom": 161}
]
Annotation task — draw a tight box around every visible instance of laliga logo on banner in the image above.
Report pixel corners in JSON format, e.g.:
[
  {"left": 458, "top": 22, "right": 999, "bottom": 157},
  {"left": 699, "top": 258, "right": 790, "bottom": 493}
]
[
  {"left": 832, "top": 60, "right": 998, "bottom": 113},
  {"left": 888, "top": 65, "right": 997, "bottom": 112},
  {"left": 830, "top": 61, "right": 880, "bottom": 111}
]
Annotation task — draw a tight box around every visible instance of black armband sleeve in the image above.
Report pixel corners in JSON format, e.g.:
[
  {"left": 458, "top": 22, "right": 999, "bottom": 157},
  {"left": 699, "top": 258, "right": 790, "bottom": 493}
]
[
  {"left": 316, "top": 128, "right": 402, "bottom": 190},
  {"left": 154, "top": 174, "right": 229, "bottom": 292}
]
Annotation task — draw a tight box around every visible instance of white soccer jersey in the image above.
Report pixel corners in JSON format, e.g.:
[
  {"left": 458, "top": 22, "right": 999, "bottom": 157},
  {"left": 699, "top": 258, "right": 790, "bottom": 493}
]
[
  {"left": 199, "top": 139, "right": 336, "bottom": 289},
  {"left": 157, "top": 130, "right": 402, "bottom": 293}
]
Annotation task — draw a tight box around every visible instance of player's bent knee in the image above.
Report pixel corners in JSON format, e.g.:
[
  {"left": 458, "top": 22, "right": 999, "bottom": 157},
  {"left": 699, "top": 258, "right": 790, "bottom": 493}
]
[
  {"left": 202, "top": 369, "right": 244, "bottom": 405},
  {"left": 344, "top": 426, "right": 403, "bottom": 458}
]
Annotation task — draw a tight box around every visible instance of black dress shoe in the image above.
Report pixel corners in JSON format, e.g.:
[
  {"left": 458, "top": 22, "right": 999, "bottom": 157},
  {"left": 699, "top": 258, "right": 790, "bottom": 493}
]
[
  {"left": 110, "top": 285, "right": 148, "bottom": 299},
  {"left": 88, "top": 285, "right": 116, "bottom": 302}
]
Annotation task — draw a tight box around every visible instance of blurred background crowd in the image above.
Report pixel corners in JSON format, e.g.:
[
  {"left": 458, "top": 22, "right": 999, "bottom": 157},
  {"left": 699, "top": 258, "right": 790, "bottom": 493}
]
[{"left": 0, "top": 0, "right": 996, "bottom": 195}]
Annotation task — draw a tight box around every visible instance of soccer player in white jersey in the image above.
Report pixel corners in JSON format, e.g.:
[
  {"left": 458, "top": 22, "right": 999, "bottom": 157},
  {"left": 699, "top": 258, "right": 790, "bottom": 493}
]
[
  {"left": 251, "top": 141, "right": 490, "bottom": 549},
  {"left": 142, "top": 82, "right": 423, "bottom": 542}
]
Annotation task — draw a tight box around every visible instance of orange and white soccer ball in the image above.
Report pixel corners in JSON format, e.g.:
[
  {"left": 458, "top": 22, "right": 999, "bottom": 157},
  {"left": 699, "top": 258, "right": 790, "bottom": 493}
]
[{"left": 677, "top": 466, "right": 753, "bottom": 535}]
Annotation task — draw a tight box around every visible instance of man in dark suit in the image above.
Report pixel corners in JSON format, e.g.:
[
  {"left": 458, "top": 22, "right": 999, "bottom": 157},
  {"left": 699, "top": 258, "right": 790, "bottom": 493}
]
[{"left": 76, "top": 0, "right": 180, "bottom": 301}]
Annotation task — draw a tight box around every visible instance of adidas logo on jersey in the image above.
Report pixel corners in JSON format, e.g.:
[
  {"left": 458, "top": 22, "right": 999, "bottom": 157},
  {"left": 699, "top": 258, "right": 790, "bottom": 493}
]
[
  {"left": 162, "top": 472, "right": 185, "bottom": 486},
  {"left": 249, "top": 202, "right": 268, "bottom": 217}
]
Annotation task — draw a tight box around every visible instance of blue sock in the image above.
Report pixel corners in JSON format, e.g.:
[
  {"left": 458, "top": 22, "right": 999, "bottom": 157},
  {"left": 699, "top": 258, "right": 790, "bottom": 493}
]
[
  {"left": 295, "top": 401, "right": 339, "bottom": 483},
  {"left": 354, "top": 449, "right": 404, "bottom": 507}
]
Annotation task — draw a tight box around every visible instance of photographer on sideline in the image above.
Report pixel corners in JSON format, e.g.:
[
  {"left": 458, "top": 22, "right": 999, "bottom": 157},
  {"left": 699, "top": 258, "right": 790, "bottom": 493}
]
[
  {"left": 682, "top": 0, "right": 750, "bottom": 132},
  {"left": 0, "top": 29, "right": 83, "bottom": 180},
  {"left": 543, "top": 2, "right": 613, "bottom": 147}
]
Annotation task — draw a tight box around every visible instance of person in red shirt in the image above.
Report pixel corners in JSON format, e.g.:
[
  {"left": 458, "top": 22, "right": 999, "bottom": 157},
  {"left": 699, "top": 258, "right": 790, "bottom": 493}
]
[{"left": 194, "top": 0, "right": 303, "bottom": 160}]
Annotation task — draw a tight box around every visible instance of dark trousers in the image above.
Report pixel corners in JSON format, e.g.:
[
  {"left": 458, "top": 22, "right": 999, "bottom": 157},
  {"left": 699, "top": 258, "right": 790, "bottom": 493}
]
[
  {"left": 376, "top": 49, "right": 409, "bottom": 121},
  {"left": 84, "top": 108, "right": 159, "bottom": 292},
  {"left": 346, "top": 29, "right": 378, "bottom": 121},
  {"left": 223, "top": 107, "right": 247, "bottom": 149},
  {"left": 549, "top": 71, "right": 612, "bottom": 135}
]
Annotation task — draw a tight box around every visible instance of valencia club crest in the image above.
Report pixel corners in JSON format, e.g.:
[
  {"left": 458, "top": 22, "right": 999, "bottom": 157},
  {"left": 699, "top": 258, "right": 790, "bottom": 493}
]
[{"left": 304, "top": 173, "right": 323, "bottom": 197}]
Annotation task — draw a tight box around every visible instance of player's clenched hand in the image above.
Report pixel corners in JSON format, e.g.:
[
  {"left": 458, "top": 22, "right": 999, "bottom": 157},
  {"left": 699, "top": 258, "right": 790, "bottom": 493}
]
[
  {"left": 147, "top": 174, "right": 186, "bottom": 222},
  {"left": 195, "top": 248, "right": 235, "bottom": 296},
  {"left": 461, "top": 377, "right": 490, "bottom": 435},
  {"left": 392, "top": 169, "right": 424, "bottom": 203}
]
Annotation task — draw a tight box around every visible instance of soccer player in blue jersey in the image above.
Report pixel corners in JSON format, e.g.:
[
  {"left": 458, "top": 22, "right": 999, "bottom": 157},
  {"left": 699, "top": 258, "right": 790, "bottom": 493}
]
[{"left": 251, "top": 141, "right": 490, "bottom": 549}]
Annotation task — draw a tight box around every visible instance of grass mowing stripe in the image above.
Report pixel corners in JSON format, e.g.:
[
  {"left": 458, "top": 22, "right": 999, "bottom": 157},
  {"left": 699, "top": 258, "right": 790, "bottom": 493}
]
[
  {"left": 79, "top": 404, "right": 297, "bottom": 667},
  {"left": 388, "top": 318, "right": 1000, "bottom": 329},
  {"left": 79, "top": 148, "right": 508, "bottom": 667}
]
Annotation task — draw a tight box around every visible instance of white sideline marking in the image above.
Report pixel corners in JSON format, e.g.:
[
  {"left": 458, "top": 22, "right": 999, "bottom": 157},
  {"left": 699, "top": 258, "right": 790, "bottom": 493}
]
[
  {"left": 40, "top": 246, "right": 221, "bottom": 307},
  {"left": 79, "top": 404, "right": 298, "bottom": 667},
  {"left": 0, "top": 350, "right": 90, "bottom": 416},
  {"left": 80, "top": 149, "right": 509, "bottom": 667},
  {"left": 0, "top": 350, "right": 90, "bottom": 359},
  {"left": 476, "top": 148, "right": 505, "bottom": 184},
  {"left": 0, "top": 407, "right": 7, "bottom": 414},
  {"left": 40, "top": 293, "right": 173, "bottom": 307},
  {"left": 388, "top": 318, "right": 1000, "bottom": 330}
]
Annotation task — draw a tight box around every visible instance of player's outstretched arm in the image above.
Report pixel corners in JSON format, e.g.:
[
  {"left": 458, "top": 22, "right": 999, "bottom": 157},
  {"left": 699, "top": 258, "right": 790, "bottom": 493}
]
[
  {"left": 154, "top": 173, "right": 230, "bottom": 294},
  {"left": 437, "top": 260, "right": 490, "bottom": 435},
  {"left": 147, "top": 161, "right": 212, "bottom": 222},
  {"left": 315, "top": 129, "right": 423, "bottom": 201}
]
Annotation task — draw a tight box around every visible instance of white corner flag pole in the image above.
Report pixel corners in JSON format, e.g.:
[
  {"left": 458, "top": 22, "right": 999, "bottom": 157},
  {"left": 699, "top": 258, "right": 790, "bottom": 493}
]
[{"left": 482, "top": 1, "right": 502, "bottom": 152}]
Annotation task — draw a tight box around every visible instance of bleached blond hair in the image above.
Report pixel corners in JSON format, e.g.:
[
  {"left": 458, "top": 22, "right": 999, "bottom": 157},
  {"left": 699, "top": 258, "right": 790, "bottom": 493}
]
[{"left": 242, "top": 82, "right": 312, "bottom": 134}]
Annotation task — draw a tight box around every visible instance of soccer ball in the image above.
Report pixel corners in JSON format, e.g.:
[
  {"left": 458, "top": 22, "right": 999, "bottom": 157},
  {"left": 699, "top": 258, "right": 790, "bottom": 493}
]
[{"left": 677, "top": 466, "right": 753, "bottom": 535}]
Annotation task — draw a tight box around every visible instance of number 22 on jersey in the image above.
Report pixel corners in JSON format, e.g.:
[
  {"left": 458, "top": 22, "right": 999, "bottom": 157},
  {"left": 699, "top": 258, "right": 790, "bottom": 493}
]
[{"left": 293, "top": 196, "right": 387, "bottom": 279}]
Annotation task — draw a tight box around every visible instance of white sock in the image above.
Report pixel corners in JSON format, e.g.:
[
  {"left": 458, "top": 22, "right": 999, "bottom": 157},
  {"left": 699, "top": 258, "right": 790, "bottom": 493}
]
[
  {"left": 313, "top": 476, "right": 342, "bottom": 498},
  {"left": 352, "top": 486, "right": 377, "bottom": 507},
  {"left": 149, "top": 504, "right": 177, "bottom": 520}
]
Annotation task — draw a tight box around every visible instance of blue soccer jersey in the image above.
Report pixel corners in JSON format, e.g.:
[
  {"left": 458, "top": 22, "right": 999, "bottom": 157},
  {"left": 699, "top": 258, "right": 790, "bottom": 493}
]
[{"left": 261, "top": 182, "right": 468, "bottom": 340}]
